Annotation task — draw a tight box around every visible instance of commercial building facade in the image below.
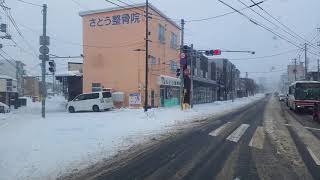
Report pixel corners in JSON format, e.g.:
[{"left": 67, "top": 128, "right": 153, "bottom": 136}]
[{"left": 80, "top": 3, "right": 180, "bottom": 107}]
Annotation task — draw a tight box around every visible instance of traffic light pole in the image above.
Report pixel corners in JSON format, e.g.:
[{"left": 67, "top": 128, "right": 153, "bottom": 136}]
[
  {"left": 144, "top": 0, "right": 149, "bottom": 112},
  {"left": 190, "top": 44, "right": 194, "bottom": 108},
  {"left": 180, "top": 19, "right": 185, "bottom": 110},
  {"left": 41, "top": 4, "right": 47, "bottom": 118}
]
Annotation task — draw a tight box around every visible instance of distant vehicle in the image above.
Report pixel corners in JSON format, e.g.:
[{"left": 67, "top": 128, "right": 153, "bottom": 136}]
[
  {"left": 279, "top": 94, "right": 285, "bottom": 101},
  {"left": 274, "top": 92, "right": 279, "bottom": 97},
  {"left": 0, "top": 102, "right": 10, "bottom": 113},
  {"left": 288, "top": 81, "right": 320, "bottom": 112},
  {"left": 67, "top": 91, "right": 113, "bottom": 113}
]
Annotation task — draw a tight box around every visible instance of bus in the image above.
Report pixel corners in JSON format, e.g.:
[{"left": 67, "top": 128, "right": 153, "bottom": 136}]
[{"left": 288, "top": 81, "right": 320, "bottom": 111}]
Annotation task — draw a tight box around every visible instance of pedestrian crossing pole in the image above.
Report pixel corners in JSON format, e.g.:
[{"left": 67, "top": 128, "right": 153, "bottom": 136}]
[
  {"left": 180, "top": 19, "right": 185, "bottom": 110},
  {"left": 40, "top": 4, "right": 47, "bottom": 118}
]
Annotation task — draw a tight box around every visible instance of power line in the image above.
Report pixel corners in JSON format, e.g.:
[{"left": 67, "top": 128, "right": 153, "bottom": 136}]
[
  {"left": 218, "top": 0, "right": 320, "bottom": 59},
  {"left": 249, "top": 0, "right": 320, "bottom": 51},
  {"left": 15, "top": 0, "right": 42, "bottom": 7},
  {"left": 17, "top": 20, "right": 145, "bottom": 49},
  {"left": 70, "top": 0, "right": 90, "bottom": 10},
  {"left": 185, "top": 0, "right": 267, "bottom": 22},
  {"left": 229, "top": 48, "right": 301, "bottom": 61}
]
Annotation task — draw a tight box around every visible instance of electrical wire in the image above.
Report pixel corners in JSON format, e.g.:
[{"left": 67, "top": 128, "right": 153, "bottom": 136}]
[
  {"left": 15, "top": 0, "right": 42, "bottom": 7},
  {"left": 238, "top": 0, "right": 320, "bottom": 52},
  {"left": 218, "top": 0, "right": 320, "bottom": 59},
  {"left": 249, "top": 0, "right": 320, "bottom": 51},
  {"left": 185, "top": 0, "right": 268, "bottom": 22},
  {"left": 70, "top": 0, "right": 90, "bottom": 10},
  {"left": 229, "top": 48, "right": 301, "bottom": 61}
]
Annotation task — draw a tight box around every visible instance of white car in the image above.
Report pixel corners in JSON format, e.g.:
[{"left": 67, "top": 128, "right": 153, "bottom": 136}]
[
  {"left": 279, "top": 94, "right": 285, "bottom": 101},
  {"left": 67, "top": 91, "right": 113, "bottom": 113},
  {"left": 0, "top": 102, "right": 10, "bottom": 113}
]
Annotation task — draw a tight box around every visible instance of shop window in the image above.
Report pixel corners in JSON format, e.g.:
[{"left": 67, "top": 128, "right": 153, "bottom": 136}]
[
  {"left": 158, "top": 24, "right": 165, "bottom": 43},
  {"left": 92, "top": 83, "right": 102, "bottom": 92}
]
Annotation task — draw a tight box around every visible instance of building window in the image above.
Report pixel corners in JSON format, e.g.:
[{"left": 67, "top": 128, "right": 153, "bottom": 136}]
[
  {"left": 158, "top": 24, "right": 165, "bottom": 43},
  {"left": 170, "top": 32, "right": 177, "bottom": 49},
  {"left": 149, "top": 56, "right": 157, "bottom": 64},
  {"left": 170, "top": 60, "right": 177, "bottom": 72},
  {"left": 92, "top": 83, "right": 102, "bottom": 92}
]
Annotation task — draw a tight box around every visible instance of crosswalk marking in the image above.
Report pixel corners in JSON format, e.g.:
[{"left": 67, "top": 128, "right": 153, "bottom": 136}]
[
  {"left": 307, "top": 147, "right": 320, "bottom": 166},
  {"left": 249, "top": 126, "right": 265, "bottom": 150},
  {"left": 209, "top": 122, "right": 231, "bottom": 137},
  {"left": 227, "top": 124, "right": 250, "bottom": 143}
]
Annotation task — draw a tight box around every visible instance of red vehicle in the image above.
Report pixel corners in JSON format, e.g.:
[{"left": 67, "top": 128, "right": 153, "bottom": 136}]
[{"left": 287, "top": 81, "right": 320, "bottom": 112}]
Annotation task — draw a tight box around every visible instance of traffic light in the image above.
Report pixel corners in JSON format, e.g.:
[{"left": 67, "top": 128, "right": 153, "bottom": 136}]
[
  {"left": 176, "top": 68, "right": 181, "bottom": 77},
  {"left": 205, "top": 49, "right": 222, "bottom": 56},
  {"left": 48, "top": 60, "right": 56, "bottom": 73}
]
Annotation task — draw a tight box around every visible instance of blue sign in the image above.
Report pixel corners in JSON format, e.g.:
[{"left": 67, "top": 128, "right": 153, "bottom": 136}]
[{"left": 180, "top": 58, "right": 187, "bottom": 65}]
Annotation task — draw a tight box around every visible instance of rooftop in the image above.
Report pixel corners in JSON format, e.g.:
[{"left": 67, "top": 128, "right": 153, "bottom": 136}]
[{"left": 79, "top": 3, "right": 180, "bottom": 30}]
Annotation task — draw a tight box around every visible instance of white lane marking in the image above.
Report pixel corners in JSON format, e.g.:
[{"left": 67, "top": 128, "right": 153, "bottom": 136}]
[
  {"left": 227, "top": 124, "right": 250, "bottom": 143},
  {"left": 284, "top": 123, "right": 320, "bottom": 131},
  {"left": 249, "top": 126, "right": 265, "bottom": 150},
  {"left": 209, "top": 122, "right": 231, "bottom": 137},
  {"left": 307, "top": 147, "right": 320, "bottom": 166}
]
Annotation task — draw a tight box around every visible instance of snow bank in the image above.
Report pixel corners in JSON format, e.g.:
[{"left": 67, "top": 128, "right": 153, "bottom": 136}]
[{"left": 0, "top": 94, "right": 264, "bottom": 180}]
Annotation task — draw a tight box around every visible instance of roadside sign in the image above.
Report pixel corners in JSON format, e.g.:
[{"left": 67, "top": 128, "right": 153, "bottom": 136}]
[
  {"left": 180, "top": 53, "right": 186, "bottom": 59},
  {"left": 40, "top": 36, "right": 50, "bottom": 46},
  {"left": 39, "top": 54, "right": 49, "bottom": 61},
  {"left": 180, "top": 58, "right": 187, "bottom": 65},
  {"left": 39, "top": 45, "right": 49, "bottom": 54}
]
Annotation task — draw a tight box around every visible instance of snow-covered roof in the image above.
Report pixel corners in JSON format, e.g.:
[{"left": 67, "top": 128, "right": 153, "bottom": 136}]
[
  {"left": 55, "top": 71, "right": 83, "bottom": 77},
  {"left": 0, "top": 74, "right": 17, "bottom": 80}
]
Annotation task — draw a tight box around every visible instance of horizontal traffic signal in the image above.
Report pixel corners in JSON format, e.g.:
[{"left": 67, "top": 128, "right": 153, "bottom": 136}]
[{"left": 205, "top": 49, "right": 221, "bottom": 56}]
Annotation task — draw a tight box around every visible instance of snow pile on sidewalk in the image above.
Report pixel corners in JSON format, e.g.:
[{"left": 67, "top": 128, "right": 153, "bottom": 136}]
[{"left": 0, "top": 94, "right": 264, "bottom": 180}]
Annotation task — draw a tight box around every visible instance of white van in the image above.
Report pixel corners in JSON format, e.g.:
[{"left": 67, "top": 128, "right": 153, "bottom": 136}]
[{"left": 67, "top": 91, "right": 113, "bottom": 113}]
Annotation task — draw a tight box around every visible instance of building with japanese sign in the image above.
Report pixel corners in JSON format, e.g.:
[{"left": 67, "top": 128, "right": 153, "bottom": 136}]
[{"left": 79, "top": 3, "right": 181, "bottom": 107}]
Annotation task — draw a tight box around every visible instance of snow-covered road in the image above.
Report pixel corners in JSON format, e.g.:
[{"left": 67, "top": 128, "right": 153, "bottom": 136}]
[{"left": 0, "top": 95, "right": 264, "bottom": 180}]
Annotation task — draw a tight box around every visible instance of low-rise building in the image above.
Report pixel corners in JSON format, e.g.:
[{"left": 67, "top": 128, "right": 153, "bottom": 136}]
[
  {"left": 23, "top": 76, "right": 40, "bottom": 98},
  {"left": 79, "top": 3, "right": 181, "bottom": 107},
  {"left": 0, "top": 75, "right": 18, "bottom": 108}
]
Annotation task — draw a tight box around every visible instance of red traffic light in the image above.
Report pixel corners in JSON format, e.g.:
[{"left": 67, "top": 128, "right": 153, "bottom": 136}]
[
  {"left": 213, "top": 49, "right": 221, "bottom": 55},
  {"left": 205, "top": 49, "right": 222, "bottom": 56}
]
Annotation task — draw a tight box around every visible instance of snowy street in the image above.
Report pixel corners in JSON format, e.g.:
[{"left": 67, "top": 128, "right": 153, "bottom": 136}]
[{"left": 0, "top": 95, "right": 264, "bottom": 180}]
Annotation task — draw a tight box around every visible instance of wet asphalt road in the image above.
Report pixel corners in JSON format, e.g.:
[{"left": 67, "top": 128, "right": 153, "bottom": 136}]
[{"left": 63, "top": 96, "right": 320, "bottom": 180}]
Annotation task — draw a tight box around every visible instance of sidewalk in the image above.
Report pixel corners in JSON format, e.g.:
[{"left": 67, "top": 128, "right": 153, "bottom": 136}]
[{"left": 0, "top": 94, "right": 264, "bottom": 180}]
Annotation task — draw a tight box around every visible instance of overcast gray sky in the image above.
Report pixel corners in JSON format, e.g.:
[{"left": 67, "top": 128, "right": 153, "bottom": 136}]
[{"left": 3, "top": 0, "right": 320, "bottom": 84}]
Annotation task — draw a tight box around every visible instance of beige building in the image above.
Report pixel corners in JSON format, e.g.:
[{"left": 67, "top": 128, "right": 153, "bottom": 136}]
[
  {"left": 23, "top": 76, "right": 40, "bottom": 97},
  {"left": 79, "top": 3, "right": 181, "bottom": 107}
]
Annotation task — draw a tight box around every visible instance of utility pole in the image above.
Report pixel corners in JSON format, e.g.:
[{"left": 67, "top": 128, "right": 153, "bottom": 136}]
[
  {"left": 190, "top": 44, "right": 193, "bottom": 108},
  {"left": 294, "top": 58, "right": 297, "bottom": 81},
  {"left": 317, "top": 59, "right": 320, "bottom": 81},
  {"left": 304, "top": 43, "right": 307, "bottom": 80},
  {"left": 231, "top": 67, "right": 234, "bottom": 102},
  {"left": 144, "top": 0, "right": 149, "bottom": 112},
  {"left": 180, "top": 19, "right": 185, "bottom": 110},
  {"left": 40, "top": 4, "right": 48, "bottom": 118}
]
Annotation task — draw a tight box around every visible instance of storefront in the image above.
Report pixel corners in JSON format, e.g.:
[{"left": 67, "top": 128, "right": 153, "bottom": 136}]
[
  {"left": 158, "top": 75, "right": 181, "bottom": 107},
  {"left": 192, "top": 77, "right": 218, "bottom": 104}
]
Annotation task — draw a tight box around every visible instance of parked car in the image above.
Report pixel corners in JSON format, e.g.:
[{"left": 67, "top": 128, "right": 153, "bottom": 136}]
[
  {"left": 67, "top": 91, "right": 113, "bottom": 113},
  {"left": 279, "top": 94, "right": 285, "bottom": 101},
  {"left": 0, "top": 102, "right": 10, "bottom": 113}
]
